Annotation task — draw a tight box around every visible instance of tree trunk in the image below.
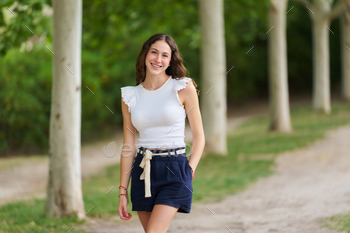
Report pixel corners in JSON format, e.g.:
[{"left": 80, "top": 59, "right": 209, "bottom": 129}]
[
  {"left": 268, "top": 0, "right": 292, "bottom": 132},
  {"left": 341, "top": 2, "right": 350, "bottom": 100},
  {"left": 45, "top": 0, "right": 85, "bottom": 219},
  {"left": 309, "top": 0, "right": 346, "bottom": 113},
  {"left": 198, "top": 0, "right": 227, "bottom": 155},
  {"left": 312, "top": 16, "right": 331, "bottom": 113}
]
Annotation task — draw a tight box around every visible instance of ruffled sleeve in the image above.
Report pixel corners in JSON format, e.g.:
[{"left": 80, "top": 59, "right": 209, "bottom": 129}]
[
  {"left": 121, "top": 86, "right": 136, "bottom": 113},
  {"left": 174, "top": 77, "right": 192, "bottom": 107}
]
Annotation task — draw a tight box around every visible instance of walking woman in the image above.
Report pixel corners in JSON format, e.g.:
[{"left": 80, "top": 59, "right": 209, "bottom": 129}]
[{"left": 118, "top": 33, "right": 205, "bottom": 233}]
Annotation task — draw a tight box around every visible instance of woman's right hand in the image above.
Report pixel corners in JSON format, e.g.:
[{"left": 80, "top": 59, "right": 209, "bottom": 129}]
[{"left": 118, "top": 195, "right": 132, "bottom": 220}]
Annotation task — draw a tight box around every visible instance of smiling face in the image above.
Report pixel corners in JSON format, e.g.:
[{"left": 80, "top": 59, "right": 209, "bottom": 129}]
[{"left": 145, "top": 40, "right": 172, "bottom": 76}]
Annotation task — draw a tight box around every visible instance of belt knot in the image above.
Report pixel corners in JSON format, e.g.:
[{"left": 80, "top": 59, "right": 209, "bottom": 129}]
[{"left": 139, "top": 149, "right": 153, "bottom": 197}]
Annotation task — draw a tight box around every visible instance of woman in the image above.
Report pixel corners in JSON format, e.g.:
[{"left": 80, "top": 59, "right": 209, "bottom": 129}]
[{"left": 118, "top": 33, "right": 205, "bottom": 233}]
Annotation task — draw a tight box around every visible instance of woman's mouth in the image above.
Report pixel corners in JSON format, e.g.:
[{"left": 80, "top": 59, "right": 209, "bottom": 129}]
[{"left": 151, "top": 63, "right": 162, "bottom": 69}]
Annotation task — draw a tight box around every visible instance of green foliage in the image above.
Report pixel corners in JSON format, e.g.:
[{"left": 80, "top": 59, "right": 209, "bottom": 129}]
[
  {"left": 286, "top": 3, "right": 341, "bottom": 91},
  {"left": 0, "top": 1, "right": 52, "bottom": 55},
  {"left": 0, "top": 0, "right": 343, "bottom": 96},
  {"left": 0, "top": 47, "right": 52, "bottom": 155},
  {"left": 0, "top": 0, "right": 344, "bottom": 154},
  {"left": 82, "top": 0, "right": 201, "bottom": 85},
  {"left": 224, "top": 0, "right": 270, "bottom": 99},
  {"left": 0, "top": 47, "right": 124, "bottom": 155}
]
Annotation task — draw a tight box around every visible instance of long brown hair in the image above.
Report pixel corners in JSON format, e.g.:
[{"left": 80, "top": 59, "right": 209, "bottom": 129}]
[{"left": 135, "top": 33, "right": 199, "bottom": 96}]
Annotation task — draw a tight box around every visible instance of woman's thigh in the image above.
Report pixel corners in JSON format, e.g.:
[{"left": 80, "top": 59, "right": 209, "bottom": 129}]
[
  {"left": 146, "top": 204, "right": 179, "bottom": 233},
  {"left": 137, "top": 211, "right": 152, "bottom": 232}
]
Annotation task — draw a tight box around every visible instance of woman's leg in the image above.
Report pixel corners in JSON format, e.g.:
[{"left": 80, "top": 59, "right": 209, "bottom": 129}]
[
  {"left": 137, "top": 211, "right": 152, "bottom": 232},
  {"left": 146, "top": 204, "right": 179, "bottom": 233}
]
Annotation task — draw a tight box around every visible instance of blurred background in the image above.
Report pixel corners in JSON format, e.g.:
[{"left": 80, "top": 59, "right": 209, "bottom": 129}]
[
  {"left": 2, "top": 1, "right": 350, "bottom": 232},
  {"left": 0, "top": 0, "right": 344, "bottom": 157}
]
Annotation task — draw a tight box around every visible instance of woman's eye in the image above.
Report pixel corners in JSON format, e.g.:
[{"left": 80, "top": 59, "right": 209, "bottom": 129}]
[
  {"left": 163, "top": 55, "right": 168, "bottom": 58},
  {"left": 152, "top": 51, "right": 157, "bottom": 54}
]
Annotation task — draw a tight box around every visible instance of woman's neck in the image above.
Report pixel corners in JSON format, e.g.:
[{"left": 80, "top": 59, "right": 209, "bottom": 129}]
[{"left": 142, "top": 74, "right": 170, "bottom": 90}]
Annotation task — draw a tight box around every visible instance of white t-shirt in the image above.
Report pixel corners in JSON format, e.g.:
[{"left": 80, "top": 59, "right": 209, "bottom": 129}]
[{"left": 121, "top": 76, "right": 192, "bottom": 149}]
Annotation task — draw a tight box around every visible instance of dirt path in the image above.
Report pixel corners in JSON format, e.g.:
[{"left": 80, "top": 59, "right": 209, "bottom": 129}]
[
  {"left": 0, "top": 100, "right": 265, "bottom": 206},
  {"left": 77, "top": 125, "right": 350, "bottom": 233},
  {"left": 6, "top": 98, "right": 349, "bottom": 232}
]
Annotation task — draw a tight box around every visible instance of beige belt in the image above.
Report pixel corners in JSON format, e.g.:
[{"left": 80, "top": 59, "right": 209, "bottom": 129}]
[{"left": 137, "top": 148, "right": 186, "bottom": 197}]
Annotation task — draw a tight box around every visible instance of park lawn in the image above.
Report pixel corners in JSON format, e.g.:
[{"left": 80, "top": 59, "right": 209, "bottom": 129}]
[
  {"left": 323, "top": 214, "right": 350, "bottom": 232},
  {"left": 1, "top": 100, "right": 350, "bottom": 232},
  {"left": 0, "top": 198, "right": 85, "bottom": 233}
]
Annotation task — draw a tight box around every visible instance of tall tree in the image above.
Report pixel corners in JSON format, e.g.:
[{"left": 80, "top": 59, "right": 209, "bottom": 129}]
[
  {"left": 45, "top": 0, "right": 85, "bottom": 219},
  {"left": 198, "top": 0, "right": 227, "bottom": 155},
  {"left": 294, "top": 0, "right": 347, "bottom": 113},
  {"left": 268, "top": 0, "right": 292, "bottom": 132},
  {"left": 341, "top": 0, "right": 350, "bottom": 100}
]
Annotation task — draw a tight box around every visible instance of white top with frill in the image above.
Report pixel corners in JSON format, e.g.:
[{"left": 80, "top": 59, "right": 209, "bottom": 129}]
[{"left": 121, "top": 76, "right": 192, "bottom": 149}]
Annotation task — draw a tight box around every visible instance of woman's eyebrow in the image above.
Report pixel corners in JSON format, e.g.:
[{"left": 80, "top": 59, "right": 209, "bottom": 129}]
[{"left": 150, "top": 48, "right": 170, "bottom": 55}]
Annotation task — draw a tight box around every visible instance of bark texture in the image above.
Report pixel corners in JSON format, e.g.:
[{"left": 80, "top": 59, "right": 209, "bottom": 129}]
[
  {"left": 341, "top": 1, "right": 350, "bottom": 100},
  {"left": 311, "top": 1, "right": 332, "bottom": 113},
  {"left": 268, "top": 0, "right": 292, "bottom": 132},
  {"left": 45, "top": 0, "right": 85, "bottom": 219},
  {"left": 305, "top": 0, "right": 347, "bottom": 113},
  {"left": 198, "top": 0, "right": 228, "bottom": 155}
]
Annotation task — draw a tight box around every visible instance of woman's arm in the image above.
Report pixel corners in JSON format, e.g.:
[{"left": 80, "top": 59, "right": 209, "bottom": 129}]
[
  {"left": 120, "top": 98, "right": 136, "bottom": 189},
  {"left": 179, "top": 80, "right": 205, "bottom": 173},
  {"left": 118, "top": 98, "right": 136, "bottom": 220}
]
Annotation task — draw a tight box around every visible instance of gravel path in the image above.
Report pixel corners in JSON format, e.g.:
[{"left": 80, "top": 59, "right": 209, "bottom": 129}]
[{"left": 78, "top": 125, "right": 350, "bottom": 233}]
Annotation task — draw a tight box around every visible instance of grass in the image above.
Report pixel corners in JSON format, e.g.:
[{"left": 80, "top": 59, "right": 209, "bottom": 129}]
[
  {"left": 323, "top": 214, "right": 350, "bottom": 232},
  {"left": 1, "top": 100, "right": 350, "bottom": 232},
  {"left": 0, "top": 199, "right": 85, "bottom": 233}
]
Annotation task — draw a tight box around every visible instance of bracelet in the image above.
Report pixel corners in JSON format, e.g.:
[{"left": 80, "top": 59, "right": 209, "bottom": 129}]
[
  {"left": 118, "top": 185, "right": 128, "bottom": 193},
  {"left": 119, "top": 193, "right": 129, "bottom": 203}
]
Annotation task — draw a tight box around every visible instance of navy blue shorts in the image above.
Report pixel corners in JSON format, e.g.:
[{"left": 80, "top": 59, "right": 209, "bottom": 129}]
[{"left": 130, "top": 146, "right": 193, "bottom": 213}]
